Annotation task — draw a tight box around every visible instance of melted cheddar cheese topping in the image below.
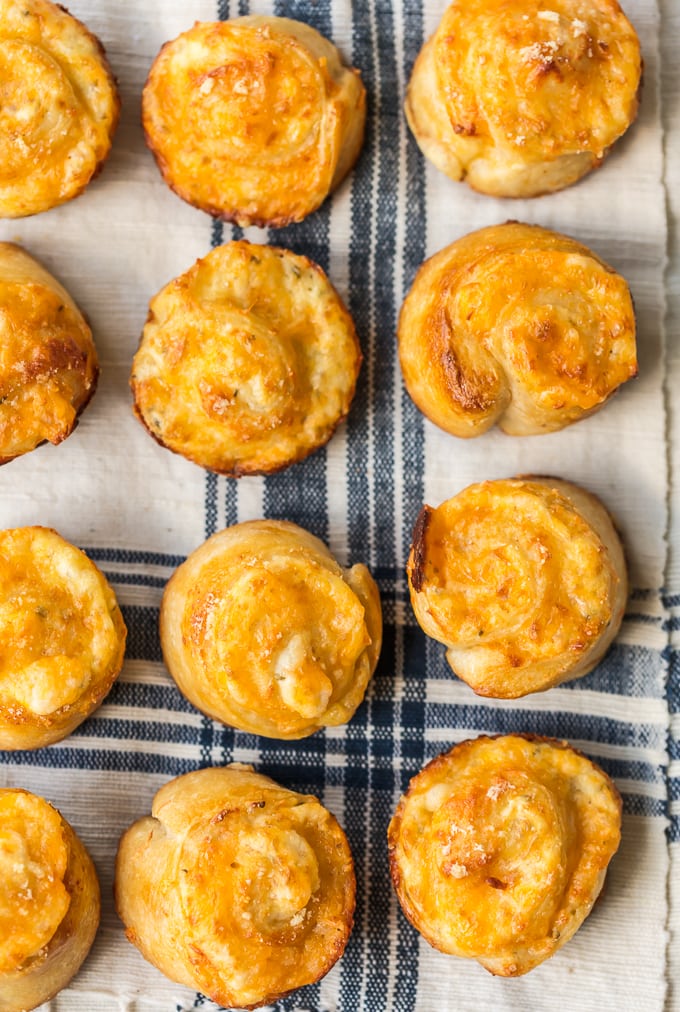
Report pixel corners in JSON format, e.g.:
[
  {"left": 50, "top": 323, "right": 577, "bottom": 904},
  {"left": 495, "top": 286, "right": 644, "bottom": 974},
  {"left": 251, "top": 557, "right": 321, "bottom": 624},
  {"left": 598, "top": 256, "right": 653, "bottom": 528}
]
[
  {"left": 161, "top": 520, "right": 382, "bottom": 739},
  {"left": 388, "top": 735, "right": 621, "bottom": 976}
]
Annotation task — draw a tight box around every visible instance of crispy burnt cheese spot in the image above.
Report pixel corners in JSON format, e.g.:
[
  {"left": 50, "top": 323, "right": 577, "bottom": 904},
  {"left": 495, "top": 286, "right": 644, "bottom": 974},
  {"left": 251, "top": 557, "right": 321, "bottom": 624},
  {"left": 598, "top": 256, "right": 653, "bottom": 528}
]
[
  {"left": 397, "top": 222, "right": 637, "bottom": 439},
  {"left": 0, "top": 0, "right": 119, "bottom": 218},
  {"left": 405, "top": 0, "right": 641, "bottom": 197},
  {"left": 388, "top": 735, "right": 622, "bottom": 976},
  {"left": 0, "top": 243, "right": 99, "bottom": 464},
  {"left": 130, "top": 241, "right": 362, "bottom": 476},
  {"left": 0, "top": 526, "right": 127, "bottom": 750},
  {"left": 407, "top": 477, "right": 627, "bottom": 698},
  {"left": 0, "top": 788, "right": 100, "bottom": 1011},
  {"left": 115, "top": 765, "right": 355, "bottom": 1010},
  {"left": 142, "top": 15, "right": 366, "bottom": 227},
  {"left": 160, "top": 520, "right": 382, "bottom": 739}
]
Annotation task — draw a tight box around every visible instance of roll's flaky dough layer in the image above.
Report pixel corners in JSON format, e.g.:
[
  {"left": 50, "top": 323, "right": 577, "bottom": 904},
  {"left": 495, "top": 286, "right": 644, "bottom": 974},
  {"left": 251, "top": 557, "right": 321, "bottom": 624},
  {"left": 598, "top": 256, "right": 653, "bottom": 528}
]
[
  {"left": 142, "top": 16, "right": 366, "bottom": 227},
  {"left": 0, "top": 243, "right": 99, "bottom": 464},
  {"left": 161, "top": 520, "right": 382, "bottom": 739},
  {"left": 115, "top": 765, "right": 355, "bottom": 1010},
  {"left": 388, "top": 735, "right": 622, "bottom": 976},
  {"left": 407, "top": 477, "right": 627, "bottom": 698},
  {"left": 131, "top": 241, "right": 362, "bottom": 476},
  {"left": 0, "top": 788, "right": 100, "bottom": 1012},
  {"left": 405, "top": 0, "right": 641, "bottom": 197},
  {"left": 0, "top": 526, "right": 127, "bottom": 750},
  {"left": 398, "top": 222, "right": 637, "bottom": 438},
  {"left": 0, "top": 0, "right": 119, "bottom": 218}
]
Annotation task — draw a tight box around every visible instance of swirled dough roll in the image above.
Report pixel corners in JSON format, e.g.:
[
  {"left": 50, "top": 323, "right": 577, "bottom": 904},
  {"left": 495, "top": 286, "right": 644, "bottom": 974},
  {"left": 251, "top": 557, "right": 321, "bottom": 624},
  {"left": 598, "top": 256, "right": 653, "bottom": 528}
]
[
  {"left": 398, "top": 223, "right": 637, "bottom": 437},
  {"left": 405, "top": 0, "right": 641, "bottom": 197},
  {"left": 0, "top": 243, "right": 99, "bottom": 464},
  {"left": 0, "top": 788, "right": 100, "bottom": 1012},
  {"left": 161, "top": 520, "right": 382, "bottom": 739},
  {"left": 131, "top": 241, "right": 361, "bottom": 475},
  {"left": 142, "top": 16, "right": 366, "bottom": 227},
  {"left": 407, "top": 477, "right": 626, "bottom": 698},
  {"left": 388, "top": 734, "right": 622, "bottom": 976},
  {"left": 115, "top": 764, "right": 355, "bottom": 1010},
  {"left": 0, "top": 0, "right": 119, "bottom": 218},
  {"left": 0, "top": 526, "right": 127, "bottom": 750}
]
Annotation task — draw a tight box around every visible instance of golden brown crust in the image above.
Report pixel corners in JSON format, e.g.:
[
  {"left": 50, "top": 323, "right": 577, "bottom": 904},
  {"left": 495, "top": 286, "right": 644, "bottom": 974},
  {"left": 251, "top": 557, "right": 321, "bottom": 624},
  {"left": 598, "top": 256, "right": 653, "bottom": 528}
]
[
  {"left": 0, "top": 243, "right": 99, "bottom": 464},
  {"left": 160, "top": 520, "right": 382, "bottom": 739},
  {"left": 398, "top": 222, "right": 637, "bottom": 437},
  {"left": 142, "top": 16, "right": 366, "bottom": 227},
  {"left": 405, "top": 0, "right": 641, "bottom": 197},
  {"left": 0, "top": 526, "right": 127, "bottom": 750},
  {"left": 115, "top": 765, "right": 355, "bottom": 1009},
  {"left": 0, "top": 788, "right": 100, "bottom": 1011},
  {"left": 0, "top": 0, "right": 119, "bottom": 218},
  {"left": 406, "top": 477, "right": 627, "bottom": 698},
  {"left": 388, "top": 734, "right": 622, "bottom": 975},
  {"left": 130, "top": 241, "right": 362, "bottom": 476}
]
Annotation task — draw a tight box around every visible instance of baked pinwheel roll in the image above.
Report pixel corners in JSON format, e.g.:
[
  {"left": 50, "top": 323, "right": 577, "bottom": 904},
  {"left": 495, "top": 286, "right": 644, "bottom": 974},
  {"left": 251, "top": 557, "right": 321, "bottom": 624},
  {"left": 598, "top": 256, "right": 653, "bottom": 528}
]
[
  {"left": 0, "top": 788, "right": 100, "bottom": 1012},
  {"left": 405, "top": 0, "right": 641, "bottom": 197},
  {"left": 0, "top": 0, "right": 119, "bottom": 218},
  {"left": 131, "top": 241, "right": 361, "bottom": 475},
  {"left": 115, "top": 764, "right": 355, "bottom": 1010},
  {"left": 142, "top": 16, "right": 366, "bottom": 227},
  {"left": 0, "top": 526, "right": 127, "bottom": 750},
  {"left": 388, "top": 734, "right": 622, "bottom": 976},
  {"left": 0, "top": 243, "right": 99, "bottom": 464},
  {"left": 407, "top": 477, "right": 626, "bottom": 698},
  {"left": 398, "top": 222, "right": 637, "bottom": 437},
  {"left": 161, "top": 520, "right": 382, "bottom": 739}
]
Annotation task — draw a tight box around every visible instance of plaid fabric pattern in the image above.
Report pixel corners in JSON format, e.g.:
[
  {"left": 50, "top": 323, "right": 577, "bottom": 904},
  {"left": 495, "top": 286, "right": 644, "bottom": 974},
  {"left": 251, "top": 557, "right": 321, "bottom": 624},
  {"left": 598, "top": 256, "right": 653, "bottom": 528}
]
[{"left": 0, "top": 1, "right": 672, "bottom": 1010}]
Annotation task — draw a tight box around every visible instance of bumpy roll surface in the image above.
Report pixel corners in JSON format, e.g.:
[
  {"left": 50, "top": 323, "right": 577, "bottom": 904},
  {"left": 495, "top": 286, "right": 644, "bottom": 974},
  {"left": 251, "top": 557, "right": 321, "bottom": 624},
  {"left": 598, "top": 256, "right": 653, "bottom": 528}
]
[
  {"left": 0, "top": 788, "right": 100, "bottom": 1012},
  {"left": 0, "top": 0, "right": 119, "bottom": 218},
  {"left": 398, "top": 222, "right": 637, "bottom": 437},
  {"left": 405, "top": 0, "right": 641, "bottom": 197},
  {"left": 407, "top": 477, "right": 627, "bottom": 698},
  {"left": 0, "top": 526, "right": 127, "bottom": 749},
  {"left": 0, "top": 243, "right": 99, "bottom": 464},
  {"left": 161, "top": 520, "right": 382, "bottom": 739},
  {"left": 115, "top": 765, "right": 356, "bottom": 1010},
  {"left": 388, "top": 735, "right": 622, "bottom": 976},
  {"left": 131, "top": 241, "right": 361, "bottom": 475},
  {"left": 142, "top": 16, "right": 366, "bottom": 227}
]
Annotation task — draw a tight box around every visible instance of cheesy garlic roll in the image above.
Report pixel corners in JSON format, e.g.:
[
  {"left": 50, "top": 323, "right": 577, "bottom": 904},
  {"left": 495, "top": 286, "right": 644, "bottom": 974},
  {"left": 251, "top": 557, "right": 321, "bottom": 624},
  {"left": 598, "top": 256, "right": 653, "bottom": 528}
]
[
  {"left": 0, "top": 526, "right": 127, "bottom": 750},
  {"left": 0, "top": 0, "right": 119, "bottom": 218},
  {"left": 160, "top": 520, "right": 382, "bottom": 739},
  {"left": 142, "top": 16, "right": 366, "bottom": 227},
  {"left": 131, "top": 241, "right": 361, "bottom": 475},
  {"left": 405, "top": 0, "right": 641, "bottom": 197},
  {"left": 388, "top": 735, "right": 622, "bottom": 976},
  {"left": 115, "top": 765, "right": 355, "bottom": 1010},
  {"left": 407, "top": 477, "right": 627, "bottom": 698},
  {"left": 398, "top": 223, "right": 637, "bottom": 438},
  {"left": 0, "top": 789, "right": 100, "bottom": 1012},
  {"left": 0, "top": 243, "right": 99, "bottom": 464}
]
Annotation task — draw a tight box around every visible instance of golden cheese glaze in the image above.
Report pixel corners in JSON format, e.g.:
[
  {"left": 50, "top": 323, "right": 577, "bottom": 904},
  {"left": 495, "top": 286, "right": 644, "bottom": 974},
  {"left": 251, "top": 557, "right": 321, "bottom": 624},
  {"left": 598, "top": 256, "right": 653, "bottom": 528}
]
[
  {"left": 161, "top": 520, "right": 382, "bottom": 739},
  {"left": 131, "top": 241, "right": 361, "bottom": 476},
  {"left": 407, "top": 477, "right": 627, "bottom": 699},
  {"left": 142, "top": 16, "right": 366, "bottom": 227},
  {"left": 0, "top": 243, "right": 99, "bottom": 464},
  {"left": 0, "top": 527, "right": 127, "bottom": 750},
  {"left": 115, "top": 765, "right": 355, "bottom": 1010},
  {"left": 0, "top": 0, "right": 119, "bottom": 218},
  {"left": 405, "top": 0, "right": 641, "bottom": 197},
  {"left": 0, "top": 789, "right": 100, "bottom": 1012},
  {"left": 388, "top": 735, "right": 622, "bottom": 976},
  {"left": 398, "top": 222, "right": 637, "bottom": 438}
]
